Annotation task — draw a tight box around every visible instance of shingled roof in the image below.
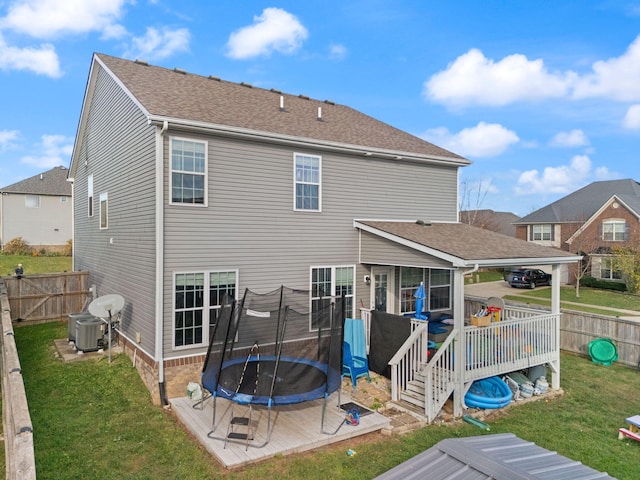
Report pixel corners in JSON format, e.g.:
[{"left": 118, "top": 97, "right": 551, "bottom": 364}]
[
  {"left": 94, "top": 53, "right": 469, "bottom": 163},
  {"left": 355, "top": 220, "right": 580, "bottom": 267},
  {"left": 516, "top": 178, "right": 640, "bottom": 224},
  {"left": 0, "top": 166, "right": 71, "bottom": 196}
]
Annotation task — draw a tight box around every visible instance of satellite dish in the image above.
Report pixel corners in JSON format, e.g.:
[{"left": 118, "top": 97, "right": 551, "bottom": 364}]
[{"left": 88, "top": 294, "right": 125, "bottom": 319}]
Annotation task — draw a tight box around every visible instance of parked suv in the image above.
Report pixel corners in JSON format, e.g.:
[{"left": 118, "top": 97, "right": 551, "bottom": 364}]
[{"left": 506, "top": 268, "right": 552, "bottom": 289}]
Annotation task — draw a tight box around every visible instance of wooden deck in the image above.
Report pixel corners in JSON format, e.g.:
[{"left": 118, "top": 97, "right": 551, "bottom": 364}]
[{"left": 170, "top": 391, "right": 390, "bottom": 469}]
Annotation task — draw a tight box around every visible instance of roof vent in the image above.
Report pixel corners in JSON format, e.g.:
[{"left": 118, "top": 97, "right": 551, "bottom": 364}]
[
  {"left": 416, "top": 220, "right": 431, "bottom": 226},
  {"left": 134, "top": 59, "right": 148, "bottom": 66},
  {"left": 240, "top": 82, "right": 253, "bottom": 88},
  {"left": 208, "top": 75, "right": 221, "bottom": 81},
  {"left": 324, "top": 99, "right": 335, "bottom": 105},
  {"left": 270, "top": 88, "right": 282, "bottom": 94},
  {"left": 279, "top": 95, "right": 285, "bottom": 111},
  {"left": 173, "top": 68, "right": 187, "bottom": 74},
  {"left": 317, "top": 107, "right": 323, "bottom": 121},
  {"left": 298, "top": 94, "right": 310, "bottom": 100}
]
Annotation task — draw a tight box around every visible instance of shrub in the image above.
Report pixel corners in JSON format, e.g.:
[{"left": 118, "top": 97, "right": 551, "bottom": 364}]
[
  {"left": 63, "top": 239, "right": 72, "bottom": 256},
  {"left": 579, "top": 276, "right": 627, "bottom": 292},
  {"left": 2, "top": 237, "right": 31, "bottom": 255}
]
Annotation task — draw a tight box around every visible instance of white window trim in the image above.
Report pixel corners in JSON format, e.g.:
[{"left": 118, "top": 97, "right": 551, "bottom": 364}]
[
  {"left": 169, "top": 136, "right": 208, "bottom": 207},
  {"left": 309, "top": 264, "right": 355, "bottom": 330},
  {"left": 602, "top": 219, "right": 626, "bottom": 241},
  {"left": 88, "top": 174, "right": 94, "bottom": 217},
  {"left": 25, "top": 195, "right": 40, "bottom": 208},
  {"left": 172, "top": 269, "right": 239, "bottom": 350},
  {"left": 99, "top": 192, "right": 108, "bottom": 230},
  {"left": 532, "top": 224, "right": 552, "bottom": 241},
  {"left": 293, "top": 152, "right": 322, "bottom": 212}
]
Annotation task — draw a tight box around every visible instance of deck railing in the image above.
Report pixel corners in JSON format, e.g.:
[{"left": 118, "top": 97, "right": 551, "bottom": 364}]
[
  {"left": 387, "top": 322, "right": 429, "bottom": 401},
  {"left": 376, "top": 306, "right": 559, "bottom": 421}
]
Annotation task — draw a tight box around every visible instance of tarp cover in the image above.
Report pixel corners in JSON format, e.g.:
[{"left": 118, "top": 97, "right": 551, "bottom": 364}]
[{"left": 368, "top": 311, "right": 411, "bottom": 378}]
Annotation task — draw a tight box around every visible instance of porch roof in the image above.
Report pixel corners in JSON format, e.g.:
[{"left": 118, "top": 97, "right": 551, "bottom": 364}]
[{"left": 354, "top": 220, "right": 582, "bottom": 268}]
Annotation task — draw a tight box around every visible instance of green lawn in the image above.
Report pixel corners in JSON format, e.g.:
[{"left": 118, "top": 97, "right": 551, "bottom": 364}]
[
  {"left": 504, "top": 285, "right": 640, "bottom": 316},
  {"left": 14, "top": 321, "right": 640, "bottom": 480},
  {"left": 0, "top": 255, "right": 72, "bottom": 276}
]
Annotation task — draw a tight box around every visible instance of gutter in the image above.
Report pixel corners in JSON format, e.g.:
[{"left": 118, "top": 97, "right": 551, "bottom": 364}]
[{"left": 155, "top": 120, "right": 169, "bottom": 405}]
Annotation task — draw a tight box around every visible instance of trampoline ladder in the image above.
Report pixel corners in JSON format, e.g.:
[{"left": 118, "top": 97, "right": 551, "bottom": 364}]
[{"left": 224, "top": 343, "right": 260, "bottom": 450}]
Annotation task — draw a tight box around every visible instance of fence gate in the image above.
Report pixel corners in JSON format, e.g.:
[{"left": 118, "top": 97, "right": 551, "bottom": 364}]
[{"left": 3, "top": 272, "right": 91, "bottom": 324}]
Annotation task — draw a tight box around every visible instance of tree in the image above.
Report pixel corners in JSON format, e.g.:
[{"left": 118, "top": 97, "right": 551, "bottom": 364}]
[
  {"left": 565, "top": 221, "right": 602, "bottom": 298},
  {"left": 611, "top": 246, "right": 640, "bottom": 294}
]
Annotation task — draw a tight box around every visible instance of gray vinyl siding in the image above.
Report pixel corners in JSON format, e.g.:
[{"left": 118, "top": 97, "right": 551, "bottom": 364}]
[
  {"left": 73, "top": 64, "right": 157, "bottom": 357},
  {"left": 162, "top": 132, "right": 458, "bottom": 357},
  {"left": 360, "top": 231, "right": 452, "bottom": 269}
]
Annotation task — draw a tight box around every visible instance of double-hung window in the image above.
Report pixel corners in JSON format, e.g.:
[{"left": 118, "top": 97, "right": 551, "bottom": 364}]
[
  {"left": 310, "top": 266, "right": 354, "bottom": 329},
  {"left": 171, "top": 138, "right": 207, "bottom": 205},
  {"left": 602, "top": 219, "right": 627, "bottom": 241},
  {"left": 294, "top": 153, "right": 321, "bottom": 211},
  {"left": 400, "top": 267, "right": 423, "bottom": 314},
  {"left": 174, "top": 270, "right": 238, "bottom": 348},
  {"left": 531, "top": 224, "right": 552, "bottom": 241},
  {"left": 429, "top": 269, "right": 451, "bottom": 310},
  {"left": 25, "top": 195, "right": 40, "bottom": 208}
]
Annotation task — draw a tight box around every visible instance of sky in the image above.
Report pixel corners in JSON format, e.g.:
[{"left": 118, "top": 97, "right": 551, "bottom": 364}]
[{"left": 1, "top": 1, "right": 639, "bottom": 216}]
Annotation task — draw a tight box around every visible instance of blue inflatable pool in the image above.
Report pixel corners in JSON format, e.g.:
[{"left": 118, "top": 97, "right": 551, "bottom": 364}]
[{"left": 465, "top": 376, "right": 512, "bottom": 409}]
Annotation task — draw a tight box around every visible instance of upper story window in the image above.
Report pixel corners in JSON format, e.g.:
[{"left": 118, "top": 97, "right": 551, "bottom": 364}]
[
  {"left": 88, "top": 174, "right": 94, "bottom": 217},
  {"left": 60, "top": 196, "right": 68, "bottom": 203},
  {"left": 531, "top": 224, "right": 553, "bottom": 241},
  {"left": 25, "top": 195, "right": 40, "bottom": 208},
  {"left": 294, "top": 153, "right": 321, "bottom": 211},
  {"left": 170, "top": 138, "right": 207, "bottom": 205},
  {"left": 602, "top": 219, "right": 628, "bottom": 241},
  {"left": 99, "top": 193, "right": 108, "bottom": 229}
]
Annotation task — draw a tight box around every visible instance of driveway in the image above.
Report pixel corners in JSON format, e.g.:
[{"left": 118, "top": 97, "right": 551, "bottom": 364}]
[{"left": 464, "top": 280, "right": 640, "bottom": 321}]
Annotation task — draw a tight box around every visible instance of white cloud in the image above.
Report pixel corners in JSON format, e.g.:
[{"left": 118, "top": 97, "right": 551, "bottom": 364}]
[
  {"left": 514, "top": 155, "right": 612, "bottom": 195},
  {"left": 0, "top": 129, "right": 19, "bottom": 150},
  {"left": 424, "top": 48, "right": 571, "bottom": 107},
  {"left": 572, "top": 35, "right": 640, "bottom": 101},
  {"left": 226, "top": 8, "right": 308, "bottom": 59},
  {"left": 21, "top": 134, "right": 73, "bottom": 169},
  {"left": 125, "top": 27, "right": 190, "bottom": 60},
  {"left": 0, "top": 34, "right": 61, "bottom": 77},
  {"left": 329, "top": 43, "right": 347, "bottom": 60},
  {"left": 425, "top": 34, "right": 640, "bottom": 107},
  {"left": 0, "top": 0, "right": 128, "bottom": 39},
  {"left": 421, "top": 122, "right": 519, "bottom": 157},
  {"left": 549, "top": 129, "right": 589, "bottom": 147},
  {"left": 622, "top": 104, "right": 640, "bottom": 129}
]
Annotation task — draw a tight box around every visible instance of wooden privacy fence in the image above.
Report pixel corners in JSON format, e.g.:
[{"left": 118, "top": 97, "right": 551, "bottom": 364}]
[
  {"left": 466, "top": 296, "right": 640, "bottom": 369},
  {"left": 1, "top": 280, "right": 36, "bottom": 479},
  {"left": 2, "top": 271, "right": 91, "bottom": 324}
]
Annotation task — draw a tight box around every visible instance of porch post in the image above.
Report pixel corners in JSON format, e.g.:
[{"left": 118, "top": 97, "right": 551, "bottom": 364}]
[
  {"left": 550, "top": 263, "right": 561, "bottom": 389},
  {"left": 453, "top": 268, "right": 465, "bottom": 417}
]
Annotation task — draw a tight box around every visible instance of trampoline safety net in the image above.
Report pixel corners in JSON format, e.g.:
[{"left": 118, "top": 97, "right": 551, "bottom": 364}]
[{"left": 201, "top": 286, "right": 345, "bottom": 405}]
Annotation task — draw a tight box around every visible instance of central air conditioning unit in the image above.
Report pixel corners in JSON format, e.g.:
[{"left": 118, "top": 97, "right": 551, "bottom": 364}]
[
  {"left": 75, "top": 317, "right": 104, "bottom": 352},
  {"left": 68, "top": 312, "right": 95, "bottom": 342}
]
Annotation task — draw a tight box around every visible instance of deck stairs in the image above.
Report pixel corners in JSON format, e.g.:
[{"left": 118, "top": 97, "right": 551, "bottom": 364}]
[{"left": 388, "top": 310, "right": 560, "bottom": 423}]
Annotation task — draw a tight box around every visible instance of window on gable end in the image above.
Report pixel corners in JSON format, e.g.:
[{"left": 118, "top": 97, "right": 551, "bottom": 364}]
[
  {"left": 88, "top": 174, "right": 94, "bottom": 217},
  {"left": 99, "top": 193, "right": 108, "bottom": 229},
  {"left": 25, "top": 195, "right": 40, "bottom": 208},
  {"left": 602, "top": 219, "right": 627, "bottom": 241},
  {"left": 170, "top": 137, "right": 207, "bottom": 205}
]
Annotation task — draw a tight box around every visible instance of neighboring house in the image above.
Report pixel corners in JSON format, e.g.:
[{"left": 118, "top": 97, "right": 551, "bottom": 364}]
[
  {"left": 68, "top": 53, "right": 579, "bottom": 416},
  {"left": 0, "top": 166, "right": 72, "bottom": 252},
  {"left": 514, "top": 179, "right": 640, "bottom": 285},
  {"left": 459, "top": 209, "right": 519, "bottom": 236}
]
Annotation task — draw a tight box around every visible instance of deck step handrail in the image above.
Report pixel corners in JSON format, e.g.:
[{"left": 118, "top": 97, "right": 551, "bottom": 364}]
[
  {"left": 422, "top": 328, "right": 457, "bottom": 422},
  {"left": 388, "top": 322, "right": 429, "bottom": 401}
]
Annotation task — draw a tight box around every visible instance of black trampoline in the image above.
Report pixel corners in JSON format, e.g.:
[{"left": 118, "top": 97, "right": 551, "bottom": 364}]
[{"left": 200, "top": 285, "right": 345, "bottom": 447}]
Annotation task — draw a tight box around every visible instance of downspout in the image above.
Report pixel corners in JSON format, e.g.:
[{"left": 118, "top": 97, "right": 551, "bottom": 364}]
[
  {"left": 66, "top": 178, "right": 75, "bottom": 271},
  {"left": 156, "top": 120, "right": 169, "bottom": 405},
  {"left": 453, "top": 263, "right": 479, "bottom": 417}
]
